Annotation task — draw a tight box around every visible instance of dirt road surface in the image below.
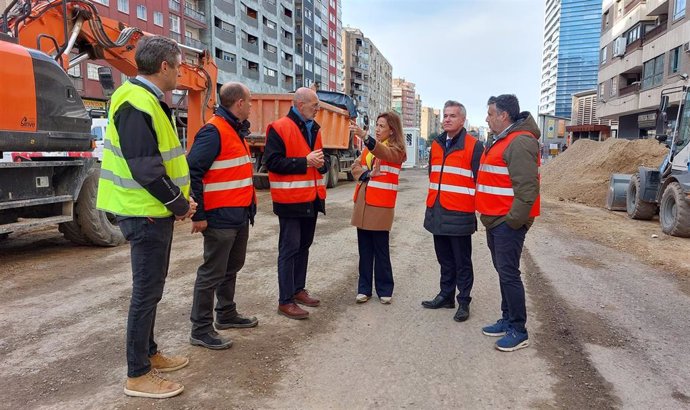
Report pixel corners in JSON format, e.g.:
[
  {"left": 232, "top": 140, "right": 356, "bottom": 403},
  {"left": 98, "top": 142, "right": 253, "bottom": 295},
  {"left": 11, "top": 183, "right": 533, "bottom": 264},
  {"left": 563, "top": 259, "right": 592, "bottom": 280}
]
[{"left": 1, "top": 169, "right": 688, "bottom": 409}]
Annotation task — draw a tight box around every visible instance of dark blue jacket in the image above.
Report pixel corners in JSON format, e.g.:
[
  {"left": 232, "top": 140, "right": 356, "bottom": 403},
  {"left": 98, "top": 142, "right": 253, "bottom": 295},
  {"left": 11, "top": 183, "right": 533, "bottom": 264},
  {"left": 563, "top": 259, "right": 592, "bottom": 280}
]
[{"left": 187, "top": 106, "right": 256, "bottom": 229}]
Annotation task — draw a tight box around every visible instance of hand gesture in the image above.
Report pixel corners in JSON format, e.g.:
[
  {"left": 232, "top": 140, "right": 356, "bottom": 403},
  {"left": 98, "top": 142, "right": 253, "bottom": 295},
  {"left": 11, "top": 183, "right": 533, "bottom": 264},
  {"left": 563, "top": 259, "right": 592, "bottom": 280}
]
[
  {"left": 191, "top": 220, "right": 208, "bottom": 233},
  {"left": 349, "top": 120, "right": 367, "bottom": 138},
  {"left": 307, "top": 149, "right": 324, "bottom": 168},
  {"left": 175, "top": 197, "right": 197, "bottom": 221},
  {"left": 370, "top": 159, "right": 382, "bottom": 177}
]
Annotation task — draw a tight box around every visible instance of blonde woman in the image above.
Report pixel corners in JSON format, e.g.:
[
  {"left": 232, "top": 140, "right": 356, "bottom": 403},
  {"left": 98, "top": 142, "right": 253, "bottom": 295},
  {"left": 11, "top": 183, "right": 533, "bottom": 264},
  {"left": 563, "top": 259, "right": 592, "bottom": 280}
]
[{"left": 349, "top": 112, "right": 407, "bottom": 304}]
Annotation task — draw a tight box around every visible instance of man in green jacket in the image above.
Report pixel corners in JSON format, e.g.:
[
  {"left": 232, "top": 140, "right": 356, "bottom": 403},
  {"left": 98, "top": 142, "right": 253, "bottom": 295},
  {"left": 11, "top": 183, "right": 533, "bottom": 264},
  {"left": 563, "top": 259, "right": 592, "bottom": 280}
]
[{"left": 97, "top": 36, "right": 196, "bottom": 398}]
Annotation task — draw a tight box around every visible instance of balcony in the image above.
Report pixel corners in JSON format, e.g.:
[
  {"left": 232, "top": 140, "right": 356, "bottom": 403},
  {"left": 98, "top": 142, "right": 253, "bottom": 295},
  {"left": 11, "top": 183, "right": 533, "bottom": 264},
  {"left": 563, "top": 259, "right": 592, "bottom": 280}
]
[
  {"left": 619, "top": 82, "right": 641, "bottom": 96},
  {"left": 265, "top": 74, "right": 278, "bottom": 86},
  {"left": 169, "top": 31, "right": 181, "bottom": 42},
  {"left": 264, "top": 51, "right": 277, "bottom": 63},
  {"left": 642, "top": 23, "right": 666, "bottom": 43},
  {"left": 184, "top": 36, "right": 204, "bottom": 49},
  {"left": 184, "top": 4, "right": 206, "bottom": 23},
  {"left": 242, "top": 67, "right": 260, "bottom": 81},
  {"left": 625, "top": 37, "right": 642, "bottom": 53},
  {"left": 281, "top": 57, "right": 292, "bottom": 70},
  {"left": 262, "top": 0, "right": 277, "bottom": 14},
  {"left": 241, "top": 13, "right": 259, "bottom": 29},
  {"left": 281, "top": 34, "right": 293, "bottom": 48},
  {"left": 263, "top": 24, "right": 277, "bottom": 39},
  {"left": 216, "top": 58, "right": 237, "bottom": 74},
  {"left": 217, "top": 0, "right": 235, "bottom": 16},
  {"left": 242, "top": 39, "right": 259, "bottom": 55},
  {"left": 282, "top": 77, "right": 294, "bottom": 91},
  {"left": 281, "top": 12, "right": 292, "bottom": 26},
  {"left": 169, "top": 0, "right": 180, "bottom": 12},
  {"left": 624, "top": 0, "right": 644, "bottom": 14},
  {"left": 215, "top": 28, "right": 236, "bottom": 45}
]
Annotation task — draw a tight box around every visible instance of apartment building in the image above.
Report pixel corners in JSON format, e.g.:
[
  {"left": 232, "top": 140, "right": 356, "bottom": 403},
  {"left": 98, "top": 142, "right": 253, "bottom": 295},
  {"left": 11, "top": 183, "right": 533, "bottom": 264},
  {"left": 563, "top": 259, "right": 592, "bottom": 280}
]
[
  {"left": 420, "top": 106, "right": 441, "bottom": 140},
  {"left": 213, "top": 0, "right": 296, "bottom": 93},
  {"left": 539, "top": 0, "right": 602, "bottom": 118},
  {"left": 293, "top": 0, "right": 342, "bottom": 91},
  {"left": 342, "top": 27, "right": 392, "bottom": 117},
  {"left": 392, "top": 78, "right": 417, "bottom": 128},
  {"left": 597, "top": 0, "right": 689, "bottom": 139}
]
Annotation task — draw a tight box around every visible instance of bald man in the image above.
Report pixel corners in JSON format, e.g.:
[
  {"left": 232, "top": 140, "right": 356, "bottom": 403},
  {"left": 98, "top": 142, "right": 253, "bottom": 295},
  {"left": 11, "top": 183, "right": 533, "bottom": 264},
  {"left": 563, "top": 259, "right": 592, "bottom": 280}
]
[
  {"left": 187, "top": 82, "right": 258, "bottom": 350},
  {"left": 264, "top": 87, "right": 329, "bottom": 320}
]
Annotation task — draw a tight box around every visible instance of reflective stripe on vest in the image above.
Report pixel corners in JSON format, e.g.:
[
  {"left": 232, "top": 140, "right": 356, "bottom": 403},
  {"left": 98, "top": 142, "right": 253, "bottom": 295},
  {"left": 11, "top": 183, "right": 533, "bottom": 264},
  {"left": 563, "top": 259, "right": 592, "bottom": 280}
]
[
  {"left": 96, "top": 81, "right": 190, "bottom": 217},
  {"left": 352, "top": 147, "right": 401, "bottom": 208},
  {"left": 267, "top": 116, "right": 327, "bottom": 204},
  {"left": 475, "top": 130, "right": 540, "bottom": 217},
  {"left": 426, "top": 134, "right": 478, "bottom": 212},
  {"left": 201, "top": 115, "right": 256, "bottom": 210}
]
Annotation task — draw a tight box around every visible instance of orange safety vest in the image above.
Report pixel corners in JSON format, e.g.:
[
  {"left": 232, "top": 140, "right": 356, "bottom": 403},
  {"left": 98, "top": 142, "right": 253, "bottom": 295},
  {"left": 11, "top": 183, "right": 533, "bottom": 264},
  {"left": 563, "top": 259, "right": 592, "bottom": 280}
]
[
  {"left": 202, "top": 115, "right": 256, "bottom": 210},
  {"left": 352, "top": 147, "right": 402, "bottom": 208},
  {"left": 267, "top": 116, "right": 327, "bottom": 204},
  {"left": 426, "top": 134, "right": 478, "bottom": 213},
  {"left": 475, "top": 130, "right": 540, "bottom": 217}
]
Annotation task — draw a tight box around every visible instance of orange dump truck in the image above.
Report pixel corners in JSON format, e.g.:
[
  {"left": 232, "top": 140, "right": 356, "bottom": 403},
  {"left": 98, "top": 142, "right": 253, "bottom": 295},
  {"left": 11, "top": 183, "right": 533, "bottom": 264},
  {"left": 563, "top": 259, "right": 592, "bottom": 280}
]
[{"left": 246, "top": 91, "right": 365, "bottom": 189}]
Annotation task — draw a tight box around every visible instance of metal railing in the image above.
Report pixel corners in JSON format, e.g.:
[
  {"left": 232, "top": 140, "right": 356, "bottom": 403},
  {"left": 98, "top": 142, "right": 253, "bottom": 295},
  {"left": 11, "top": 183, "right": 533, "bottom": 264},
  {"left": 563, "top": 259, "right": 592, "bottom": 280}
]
[
  {"left": 184, "top": 4, "right": 206, "bottom": 23},
  {"left": 169, "top": 0, "right": 180, "bottom": 12},
  {"left": 619, "top": 82, "right": 640, "bottom": 96},
  {"left": 184, "top": 36, "right": 204, "bottom": 49}
]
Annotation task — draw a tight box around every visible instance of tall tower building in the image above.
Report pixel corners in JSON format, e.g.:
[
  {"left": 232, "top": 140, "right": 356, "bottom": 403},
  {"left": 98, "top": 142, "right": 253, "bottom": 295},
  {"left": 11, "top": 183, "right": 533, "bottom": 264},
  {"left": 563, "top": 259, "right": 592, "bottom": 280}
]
[
  {"left": 342, "top": 27, "right": 392, "bottom": 116},
  {"left": 294, "top": 0, "right": 342, "bottom": 91},
  {"left": 539, "top": 0, "right": 602, "bottom": 118}
]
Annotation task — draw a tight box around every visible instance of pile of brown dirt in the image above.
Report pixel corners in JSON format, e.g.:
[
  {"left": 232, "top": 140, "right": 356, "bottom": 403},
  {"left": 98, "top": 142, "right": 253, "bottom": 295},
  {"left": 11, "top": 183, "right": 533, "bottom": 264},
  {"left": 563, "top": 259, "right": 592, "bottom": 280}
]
[{"left": 541, "top": 138, "right": 668, "bottom": 208}]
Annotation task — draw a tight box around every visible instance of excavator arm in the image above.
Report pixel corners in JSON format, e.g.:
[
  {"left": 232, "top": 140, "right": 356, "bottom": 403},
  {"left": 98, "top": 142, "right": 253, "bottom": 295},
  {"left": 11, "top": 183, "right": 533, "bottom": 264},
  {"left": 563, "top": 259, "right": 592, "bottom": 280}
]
[{"left": 2, "top": 0, "right": 217, "bottom": 141}]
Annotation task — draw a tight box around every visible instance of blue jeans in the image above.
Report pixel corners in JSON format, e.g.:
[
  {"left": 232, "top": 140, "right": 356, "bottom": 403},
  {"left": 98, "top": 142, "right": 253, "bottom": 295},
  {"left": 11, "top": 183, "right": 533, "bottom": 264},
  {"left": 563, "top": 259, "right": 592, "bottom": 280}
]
[
  {"left": 277, "top": 216, "right": 317, "bottom": 305},
  {"left": 357, "top": 228, "right": 394, "bottom": 298},
  {"left": 486, "top": 222, "right": 528, "bottom": 333},
  {"left": 433, "top": 234, "right": 474, "bottom": 305},
  {"left": 119, "top": 216, "right": 174, "bottom": 378}
]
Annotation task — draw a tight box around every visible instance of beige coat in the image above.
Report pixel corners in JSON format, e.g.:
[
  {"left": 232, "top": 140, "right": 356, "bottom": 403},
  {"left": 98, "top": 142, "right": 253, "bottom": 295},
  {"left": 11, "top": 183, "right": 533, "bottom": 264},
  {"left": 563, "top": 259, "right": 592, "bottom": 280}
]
[{"left": 350, "top": 141, "right": 407, "bottom": 231}]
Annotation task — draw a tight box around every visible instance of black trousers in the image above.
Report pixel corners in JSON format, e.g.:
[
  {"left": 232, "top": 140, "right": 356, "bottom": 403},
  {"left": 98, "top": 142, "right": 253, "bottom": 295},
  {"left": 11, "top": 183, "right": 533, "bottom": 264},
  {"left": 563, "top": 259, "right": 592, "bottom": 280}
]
[
  {"left": 190, "top": 225, "right": 249, "bottom": 337},
  {"left": 277, "top": 216, "right": 317, "bottom": 305},
  {"left": 433, "top": 234, "right": 474, "bottom": 305},
  {"left": 487, "top": 222, "right": 528, "bottom": 333},
  {"left": 119, "top": 216, "right": 174, "bottom": 378},
  {"left": 357, "top": 228, "right": 394, "bottom": 297}
]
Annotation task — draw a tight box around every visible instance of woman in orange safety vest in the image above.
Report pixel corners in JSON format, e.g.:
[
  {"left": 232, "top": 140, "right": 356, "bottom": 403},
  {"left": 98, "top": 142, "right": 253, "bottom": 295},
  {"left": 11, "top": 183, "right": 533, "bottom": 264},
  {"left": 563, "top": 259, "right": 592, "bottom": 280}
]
[{"left": 349, "top": 112, "right": 407, "bottom": 304}]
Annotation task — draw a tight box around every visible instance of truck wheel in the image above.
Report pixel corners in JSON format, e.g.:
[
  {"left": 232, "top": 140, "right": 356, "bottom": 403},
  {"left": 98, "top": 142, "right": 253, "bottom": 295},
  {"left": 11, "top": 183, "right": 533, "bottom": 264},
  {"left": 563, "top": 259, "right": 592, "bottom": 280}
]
[
  {"left": 659, "top": 182, "right": 690, "bottom": 237},
  {"left": 327, "top": 155, "right": 339, "bottom": 188},
  {"left": 626, "top": 174, "right": 656, "bottom": 220},
  {"left": 58, "top": 218, "right": 93, "bottom": 246},
  {"left": 76, "top": 167, "right": 126, "bottom": 246}
]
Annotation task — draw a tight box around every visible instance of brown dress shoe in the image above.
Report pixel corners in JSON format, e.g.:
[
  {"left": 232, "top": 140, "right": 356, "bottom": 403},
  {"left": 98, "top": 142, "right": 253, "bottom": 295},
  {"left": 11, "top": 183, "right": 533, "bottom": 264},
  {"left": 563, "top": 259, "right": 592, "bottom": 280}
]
[
  {"left": 278, "top": 303, "right": 309, "bottom": 320},
  {"left": 294, "top": 290, "right": 320, "bottom": 307}
]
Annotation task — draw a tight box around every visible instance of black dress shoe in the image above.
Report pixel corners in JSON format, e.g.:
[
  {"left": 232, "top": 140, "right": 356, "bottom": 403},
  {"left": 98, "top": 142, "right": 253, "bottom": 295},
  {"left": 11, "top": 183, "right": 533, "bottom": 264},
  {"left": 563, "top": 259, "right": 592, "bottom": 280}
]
[
  {"left": 421, "top": 295, "right": 455, "bottom": 309},
  {"left": 453, "top": 304, "right": 470, "bottom": 322},
  {"left": 215, "top": 314, "right": 259, "bottom": 329},
  {"left": 190, "top": 331, "right": 233, "bottom": 350}
]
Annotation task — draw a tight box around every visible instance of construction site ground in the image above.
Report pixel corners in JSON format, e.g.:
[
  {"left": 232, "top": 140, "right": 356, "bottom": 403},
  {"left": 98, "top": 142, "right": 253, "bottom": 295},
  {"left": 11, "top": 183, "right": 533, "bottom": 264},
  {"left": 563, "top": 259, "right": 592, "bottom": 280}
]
[{"left": 1, "top": 168, "right": 689, "bottom": 409}]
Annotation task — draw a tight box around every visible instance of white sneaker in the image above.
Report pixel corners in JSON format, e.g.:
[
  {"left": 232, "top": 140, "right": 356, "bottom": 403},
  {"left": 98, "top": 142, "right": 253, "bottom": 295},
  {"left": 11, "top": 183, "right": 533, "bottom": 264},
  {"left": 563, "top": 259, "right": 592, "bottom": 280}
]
[
  {"left": 355, "top": 294, "right": 370, "bottom": 303},
  {"left": 380, "top": 297, "right": 392, "bottom": 304}
]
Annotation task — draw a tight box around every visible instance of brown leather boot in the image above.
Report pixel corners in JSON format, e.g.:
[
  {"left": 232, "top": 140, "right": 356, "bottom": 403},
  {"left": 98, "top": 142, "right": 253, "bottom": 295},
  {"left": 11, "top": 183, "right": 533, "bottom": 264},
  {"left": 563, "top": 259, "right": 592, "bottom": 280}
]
[
  {"left": 278, "top": 303, "right": 309, "bottom": 319},
  {"left": 294, "top": 290, "right": 320, "bottom": 307},
  {"left": 124, "top": 370, "right": 184, "bottom": 399},
  {"left": 149, "top": 351, "right": 189, "bottom": 373}
]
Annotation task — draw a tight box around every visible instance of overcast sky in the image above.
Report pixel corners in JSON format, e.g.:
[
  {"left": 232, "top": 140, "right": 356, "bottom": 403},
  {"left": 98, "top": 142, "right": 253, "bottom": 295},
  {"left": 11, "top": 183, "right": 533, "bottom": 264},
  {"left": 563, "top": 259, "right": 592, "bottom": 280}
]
[{"left": 341, "top": 0, "right": 545, "bottom": 127}]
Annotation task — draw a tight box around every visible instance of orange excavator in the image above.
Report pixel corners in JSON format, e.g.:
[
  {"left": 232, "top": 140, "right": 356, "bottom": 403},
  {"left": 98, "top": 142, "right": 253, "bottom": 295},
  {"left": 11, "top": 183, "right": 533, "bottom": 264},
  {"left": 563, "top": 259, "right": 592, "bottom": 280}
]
[{"left": 0, "top": 0, "right": 217, "bottom": 245}]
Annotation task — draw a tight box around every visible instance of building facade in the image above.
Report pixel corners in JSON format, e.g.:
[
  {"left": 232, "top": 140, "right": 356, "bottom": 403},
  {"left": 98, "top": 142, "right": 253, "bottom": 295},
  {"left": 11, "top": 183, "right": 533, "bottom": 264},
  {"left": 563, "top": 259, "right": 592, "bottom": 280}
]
[
  {"left": 212, "top": 0, "right": 296, "bottom": 93},
  {"left": 392, "top": 78, "right": 417, "bottom": 128},
  {"left": 341, "top": 27, "right": 392, "bottom": 117},
  {"left": 539, "top": 0, "right": 602, "bottom": 118},
  {"left": 597, "top": 0, "right": 689, "bottom": 139},
  {"left": 566, "top": 89, "right": 619, "bottom": 142},
  {"left": 420, "top": 106, "right": 441, "bottom": 140},
  {"left": 293, "top": 0, "right": 342, "bottom": 91}
]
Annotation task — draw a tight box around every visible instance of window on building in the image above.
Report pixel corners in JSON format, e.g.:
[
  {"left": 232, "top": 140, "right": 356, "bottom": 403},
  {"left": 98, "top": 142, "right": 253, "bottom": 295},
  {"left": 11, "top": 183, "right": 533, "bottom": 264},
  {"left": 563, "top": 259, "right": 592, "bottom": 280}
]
[
  {"left": 263, "top": 42, "right": 278, "bottom": 54},
  {"left": 283, "top": 6, "right": 292, "bottom": 19},
  {"left": 242, "top": 3, "right": 258, "bottom": 19},
  {"left": 674, "top": 0, "right": 686, "bottom": 20},
  {"left": 170, "top": 14, "right": 180, "bottom": 33},
  {"left": 305, "top": 61, "right": 313, "bottom": 71},
  {"left": 153, "top": 11, "right": 163, "bottom": 27},
  {"left": 670, "top": 46, "right": 681, "bottom": 74},
  {"left": 215, "top": 48, "right": 236, "bottom": 62},
  {"left": 602, "top": 10, "right": 610, "bottom": 29},
  {"left": 263, "top": 17, "right": 276, "bottom": 30},
  {"left": 599, "top": 82, "right": 605, "bottom": 98},
  {"left": 600, "top": 46, "right": 607, "bottom": 64},
  {"left": 264, "top": 67, "right": 277, "bottom": 77},
  {"left": 87, "top": 63, "right": 101, "bottom": 80},
  {"left": 67, "top": 64, "right": 81, "bottom": 78},
  {"left": 642, "top": 54, "right": 665, "bottom": 89},
  {"left": 610, "top": 76, "right": 618, "bottom": 97},
  {"left": 626, "top": 25, "right": 641, "bottom": 44},
  {"left": 215, "top": 17, "right": 235, "bottom": 33},
  {"left": 136, "top": 4, "right": 147, "bottom": 20},
  {"left": 93, "top": 0, "right": 109, "bottom": 4},
  {"left": 117, "top": 0, "right": 128, "bottom": 13},
  {"left": 616, "top": 0, "right": 623, "bottom": 18}
]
